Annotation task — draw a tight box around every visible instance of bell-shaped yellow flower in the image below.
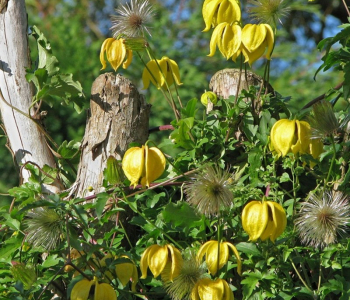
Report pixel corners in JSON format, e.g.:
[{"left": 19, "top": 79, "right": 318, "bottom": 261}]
[
  {"left": 202, "top": 0, "right": 241, "bottom": 32},
  {"left": 122, "top": 145, "right": 166, "bottom": 188},
  {"left": 208, "top": 22, "right": 242, "bottom": 61},
  {"left": 100, "top": 254, "right": 138, "bottom": 292},
  {"left": 197, "top": 240, "right": 241, "bottom": 276},
  {"left": 142, "top": 56, "right": 182, "bottom": 89},
  {"left": 140, "top": 244, "right": 183, "bottom": 281},
  {"left": 191, "top": 278, "right": 234, "bottom": 300},
  {"left": 270, "top": 119, "right": 323, "bottom": 159},
  {"left": 100, "top": 38, "right": 133, "bottom": 71},
  {"left": 115, "top": 256, "right": 138, "bottom": 292},
  {"left": 242, "top": 200, "right": 287, "bottom": 242},
  {"left": 71, "top": 277, "right": 116, "bottom": 300},
  {"left": 241, "top": 24, "right": 274, "bottom": 65}
]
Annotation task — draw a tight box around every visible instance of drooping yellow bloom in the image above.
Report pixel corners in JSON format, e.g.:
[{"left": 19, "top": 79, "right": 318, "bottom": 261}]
[
  {"left": 100, "top": 38, "right": 133, "bottom": 71},
  {"left": 100, "top": 254, "right": 138, "bottom": 292},
  {"left": 208, "top": 22, "right": 242, "bottom": 61},
  {"left": 270, "top": 119, "right": 323, "bottom": 159},
  {"left": 140, "top": 244, "right": 183, "bottom": 281},
  {"left": 242, "top": 199, "right": 287, "bottom": 242},
  {"left": 122, "top": 145, "right": 166, "bottom": 188},
  {"left": 142, "top": 56, "right": 182, "bottom": 89},
  {"left": 241, "top": 24, "right": 274, "bottom": 65},
  {"left": 70, "top": 277, "right": 116, "bottom": 300},
  {"left": 197, "top": 240, "right": 241, "bottom": 275},
  {"left": 191, "top": 278, "right": 234, "bottom": 300},
  {"left": 202, "top": 0, "right": 241, "bottom": 32}
]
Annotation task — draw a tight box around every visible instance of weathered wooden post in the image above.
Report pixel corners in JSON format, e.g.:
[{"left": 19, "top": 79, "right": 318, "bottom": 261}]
[{"left": 73, "top": 73, "right": 151, "bottom": 197}]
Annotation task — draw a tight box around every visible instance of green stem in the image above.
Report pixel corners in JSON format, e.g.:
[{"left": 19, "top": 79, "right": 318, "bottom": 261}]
[
  {"left": 216, "top": 218, "right": 222, "bottom": 276},
  {"left": 325, "top": 134, "right": 336, "bottom": 188},
  {"left": 289, "top": 258, "right": 313, "bottom": 293}
]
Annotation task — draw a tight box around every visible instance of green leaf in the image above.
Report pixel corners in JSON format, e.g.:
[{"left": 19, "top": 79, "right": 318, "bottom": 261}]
[
  {"left": 41, "top": 255, "right": 63, "bottom": 269},
  {"left": 181, "top": 98, "right": 198, "bottom": 118},
  {"left": 235, "top": 242, "right": 262, "bottom": 257},
  {"left": 162, "top": 202, "right": 202, "bottom": 228},
  {"left": 57, "top": 140, "right": 81, "bottom": 160},
  {"left": 95, "top": 192, "right": 110, "bottom": 219}
]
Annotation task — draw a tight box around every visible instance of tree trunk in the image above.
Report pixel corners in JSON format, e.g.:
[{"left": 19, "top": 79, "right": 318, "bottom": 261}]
[
  {"left": 74, "top": 73, "right": 151, "bottom": 198},
  {"left": 0, "top": 0, "right": 60, "bottom": 193}
]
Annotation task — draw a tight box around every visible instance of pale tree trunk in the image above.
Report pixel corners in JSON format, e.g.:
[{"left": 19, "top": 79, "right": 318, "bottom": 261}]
[
  {"left": 0, "top": 0, "right": 60, "bottom": 193},
  {"left": 73, "top": 73, "right": 151, "bottom": 198}
]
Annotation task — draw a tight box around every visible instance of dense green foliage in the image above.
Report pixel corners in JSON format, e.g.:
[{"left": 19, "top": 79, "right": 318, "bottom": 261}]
[{"left": 1, "top": 0, "right": 350, "bottom": 300}]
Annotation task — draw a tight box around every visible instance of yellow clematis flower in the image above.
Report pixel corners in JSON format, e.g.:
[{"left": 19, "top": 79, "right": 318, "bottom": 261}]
[
  {"left": 242, "top": 199, "right": 287, "bottom": 242},
  {"left": 208, "top": 22, "right": 242, "bottom": 61},
  {"left": 241, "top": 23, "right": 274, "bottom": 65},
  {"left": 100, "top": 38, "right": 133, "bottom": 71},
  {"left": 202, "top": 0, "right": 241, "bottom": 32},
  {"left": 140, "top": 244, "right": 183, "bottom": 281},
  {"left": 142, "top": 56, "right": 182, "bottom": 89},
  {"left": 191, "top": 278, "right": 234, "bottom": 300},
  {"left": 122, "top": 145, "right": 166, "bottom": 188},
  {"left": 270, "top": 119, "right": 323, "bottom": 159},
  {"left": 100, "top": 254, "right": 138, "bottom": 292},
  {"left": 70, "top": 277, "right": 116, "bottom": 300},
  {"left": 197, "top": 240, "right": 241, "bottom": 276}
]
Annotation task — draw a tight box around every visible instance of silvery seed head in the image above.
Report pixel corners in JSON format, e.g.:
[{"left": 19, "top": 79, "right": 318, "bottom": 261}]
[
  {"left": 295, "top": 191, "right": 350, "bottom": 249},
  {"left": 110, "top": 0, "right": 155, "bottom": 38}
]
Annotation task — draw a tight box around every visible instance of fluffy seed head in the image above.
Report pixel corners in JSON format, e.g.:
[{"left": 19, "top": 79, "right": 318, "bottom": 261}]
[
  {"left": 110, "top": 0, "right": 155, "bottom": 38},
  {"left": 295, "top": 192, "right": 350, "bottom": 249},
  {"left": 184, "top": 164, "right": 234, "bottom": 216},
  {"left": 248, "top": 0, "right": 290, "bottom": 28}
]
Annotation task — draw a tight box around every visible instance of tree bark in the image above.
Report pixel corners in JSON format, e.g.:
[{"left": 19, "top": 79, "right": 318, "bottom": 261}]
[
  {"left": 74, "top": 73, "right": 151, "bottom": 198},
  {"left": 0, "top": 0, "right": 60, "bottom": 193}
]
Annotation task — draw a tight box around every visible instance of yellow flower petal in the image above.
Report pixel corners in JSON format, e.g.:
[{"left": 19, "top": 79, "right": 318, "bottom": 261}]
[
  {"left": 242, "top": 24, "right": 266, "bottom": 53},
  {"left": 270, "top": 119, "right": 297, "bottom": 157},
  {"left": 107, "top": 39, "right": 126, "bottom": 71},
  {"left": 267, "top": 202, "right": 287, "bottom": 242},
  {"left": 165, "top": 57, "right": 183, "bottom": 86},
  {"left": 225, "top": 241, "right": 242, "bottom": 276},
  {"left": 140, "top": 246, "right": 153, "bottom": 279},
  {"left": 217, "top": 0, "right": 241, "bottom": 25},
  {"left": 220, "top": 24, "right": 241, "bottom": 60},
  {"left": 198, "top": 278, "right": 225, "bottom": 299},
  {"left": 70, "top": 279, "right": 93, "bottom": 300},
  {"left": 148, "top": 245, "right": 168, "bottom": 278},
  {"left": 202, "top": 0, "right": 222, "bottom": 32},
  {"left": 115, "top": 256, "right": 135, "bottom": 287},
  {"left": 242, "top": 201, "right": 269, "bottom": 241},
  {"left": 141, "top": 146, "right": 166, "bottom": 188},
  {"left": 264, "top": 24, "right": 275, "bottom": 59},
  {"left": 291, "top": 120, "right": 310, "bottom": 155},
  {"left": 100, "top": 38, "right": 115, "bottom": 70},
  {"left": 123, "top": 49, "right": 133, "bottom": 69},
  {"left": 208, "top": 23, "right": 227, "bottom": 57},
  {"left": 94, "top": 282, "right": 117, "bottom": 300},
  {"left": 122, "top": 146, "right": 145, "bottom": 188},
  {"left": 222, "top": 279, "right": 235, "bottom": 300}
]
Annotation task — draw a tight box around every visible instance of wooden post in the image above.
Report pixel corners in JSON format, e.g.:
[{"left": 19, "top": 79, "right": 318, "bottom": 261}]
[
  {"left": 74, "top": 73, "right": 151, "bottom": 198},
  {"left": 0, "top": 0, "right": 60, "bottom": 193}
]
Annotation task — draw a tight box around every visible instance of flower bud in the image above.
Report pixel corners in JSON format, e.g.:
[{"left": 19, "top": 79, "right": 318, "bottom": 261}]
[{"left": 200, "top": 91, "right": 218, "bottom": 107}]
